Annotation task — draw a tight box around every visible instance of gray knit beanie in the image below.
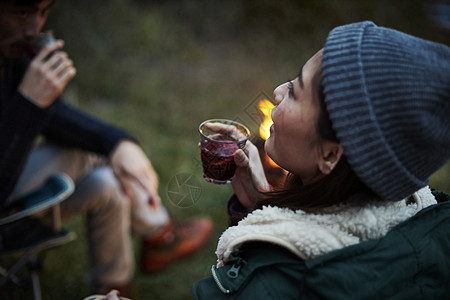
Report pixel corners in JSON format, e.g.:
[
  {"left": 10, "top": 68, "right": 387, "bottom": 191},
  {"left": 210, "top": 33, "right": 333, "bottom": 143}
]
[{"left": 322, "top": 21, "right": 450, "bottom": 201}]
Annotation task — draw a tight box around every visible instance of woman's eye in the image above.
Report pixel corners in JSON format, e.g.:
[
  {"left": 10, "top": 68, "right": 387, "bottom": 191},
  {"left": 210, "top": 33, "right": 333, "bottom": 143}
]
[{"left": 288, "top": 81, "right": 295, "bottom": 98}]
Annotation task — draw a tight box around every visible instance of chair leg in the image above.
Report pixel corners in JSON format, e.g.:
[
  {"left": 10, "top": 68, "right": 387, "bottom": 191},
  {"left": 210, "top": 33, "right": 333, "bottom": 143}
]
[
  {"left": 30, "top": 270, "right": 42, "bottom": 300},
  {"left": 0, "top": 250, "right": 32, "bottom": 287},
  {"left": 0, "top": 251, "right": 43, "bottom": 300},
  {"left": 0, "top": 265, "right": 21, "bottom": 285},
  {"left": 28, "top": 254, "right": 42, "bottom": 300},
  {"left": 52, "top": 203, "right": 62, "bottom": 231}
]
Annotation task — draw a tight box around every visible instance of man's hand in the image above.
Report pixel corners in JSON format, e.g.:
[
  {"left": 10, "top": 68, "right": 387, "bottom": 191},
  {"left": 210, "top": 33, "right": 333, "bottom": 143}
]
[
  {"left": 19, "top": 40, "right": 76, "bottom": 108},
  {"left": 111, "top": 140, "right": 161, "bottom": 209}
]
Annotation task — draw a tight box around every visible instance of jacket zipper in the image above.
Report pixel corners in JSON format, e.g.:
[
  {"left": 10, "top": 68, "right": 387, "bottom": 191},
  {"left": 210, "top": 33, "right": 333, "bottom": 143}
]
[{"left": 211, "top": 265, "right": 231, "bottom": 294}]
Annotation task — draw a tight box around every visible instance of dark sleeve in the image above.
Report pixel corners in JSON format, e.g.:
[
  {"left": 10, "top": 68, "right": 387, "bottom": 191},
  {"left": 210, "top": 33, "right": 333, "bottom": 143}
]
[
  {"left": 227, "top": 194, "right": 251, "bottom": 226},
  {"left": 0, "top": 92, "right": 53, "bottom": 208},
  {"left": 42, "top": 99, "right": 136, "bottom": 158}
]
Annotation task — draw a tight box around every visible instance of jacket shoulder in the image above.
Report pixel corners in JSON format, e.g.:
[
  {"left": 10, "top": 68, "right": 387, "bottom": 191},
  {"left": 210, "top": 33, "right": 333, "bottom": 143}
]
[
  {"left": 304, "top": 199, "right": 450, "bottom": 299},
  {"left": 192, "top": 193, "right": 450, "bottom": 299},
  {"left": 192, "top": 242, "right": 304, "bottom": 299}
]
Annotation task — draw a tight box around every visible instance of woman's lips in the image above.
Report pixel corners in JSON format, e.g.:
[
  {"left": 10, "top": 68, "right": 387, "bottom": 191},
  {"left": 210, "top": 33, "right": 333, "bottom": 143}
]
[
  {"left": 270, "top": 105, "right": 276, "bottom": 135},
  {"left": 271, "top": 105, "right": 277, "bottom": 120}
]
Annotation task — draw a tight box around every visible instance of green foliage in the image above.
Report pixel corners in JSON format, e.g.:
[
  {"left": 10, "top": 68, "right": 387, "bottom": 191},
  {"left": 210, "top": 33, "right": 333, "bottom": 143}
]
[{"left": 1, "top": 0, "right": 448, "bottom": 299}]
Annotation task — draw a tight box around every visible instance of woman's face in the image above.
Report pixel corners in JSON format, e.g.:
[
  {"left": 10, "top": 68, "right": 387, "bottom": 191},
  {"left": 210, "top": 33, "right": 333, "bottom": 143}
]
[{"left": 265, "top": 50, "right": 327, "bottom": 184}]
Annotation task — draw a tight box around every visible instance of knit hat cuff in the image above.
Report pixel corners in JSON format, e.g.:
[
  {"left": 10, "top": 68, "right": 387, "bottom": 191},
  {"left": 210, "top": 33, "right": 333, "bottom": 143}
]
[{"left": 321, "top": 21, "right": 427, "bottom": 201}]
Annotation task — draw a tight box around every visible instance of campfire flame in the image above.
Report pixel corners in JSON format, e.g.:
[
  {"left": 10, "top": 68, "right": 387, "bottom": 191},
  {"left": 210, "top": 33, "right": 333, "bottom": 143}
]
[
  {"left": 258, "top": 99, "right": 279, "bottom": 168},
  {"left": 258, "top": 99, "right": 273, "bottom": 140}
]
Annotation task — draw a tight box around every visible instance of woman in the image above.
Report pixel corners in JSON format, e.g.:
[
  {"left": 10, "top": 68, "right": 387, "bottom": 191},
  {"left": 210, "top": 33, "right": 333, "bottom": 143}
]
[{"left": 192, "top": 21, "right": 450, "bottom": 299}]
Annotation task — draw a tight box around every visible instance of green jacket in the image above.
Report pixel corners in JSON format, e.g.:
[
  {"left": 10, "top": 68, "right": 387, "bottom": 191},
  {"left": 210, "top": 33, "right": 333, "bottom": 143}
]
[{"left": 192, "top": 191, "right": 450, "bottom": 299}]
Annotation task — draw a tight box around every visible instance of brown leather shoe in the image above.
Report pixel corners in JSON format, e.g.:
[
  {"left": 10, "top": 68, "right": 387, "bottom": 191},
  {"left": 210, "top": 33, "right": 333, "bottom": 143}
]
[{"left": 140, "top": 217, "right": 213, "bottom": 273}]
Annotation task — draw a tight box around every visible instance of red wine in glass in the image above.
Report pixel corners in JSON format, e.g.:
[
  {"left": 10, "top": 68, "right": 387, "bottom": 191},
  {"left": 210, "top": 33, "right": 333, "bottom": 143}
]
[
  {"left": 201, "top": 140, "right": 238, "bottom": 183},
  {"left": 198, "top": 119, "right": 250, "bottom": 184}
]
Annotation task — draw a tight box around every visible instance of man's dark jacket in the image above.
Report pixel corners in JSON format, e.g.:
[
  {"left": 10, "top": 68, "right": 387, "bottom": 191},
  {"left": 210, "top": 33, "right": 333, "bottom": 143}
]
[{"left": 0, "top": 57, "right": 131, "bottom": 211}]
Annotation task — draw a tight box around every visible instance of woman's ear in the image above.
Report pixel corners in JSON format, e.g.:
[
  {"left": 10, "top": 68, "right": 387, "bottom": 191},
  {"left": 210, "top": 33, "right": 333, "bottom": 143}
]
[{"left": 318, "top": 141, "right": 343, "bottom": 175}]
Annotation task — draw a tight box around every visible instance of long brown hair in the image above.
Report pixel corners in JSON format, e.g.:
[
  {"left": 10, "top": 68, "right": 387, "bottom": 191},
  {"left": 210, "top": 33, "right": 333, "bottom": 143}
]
[{"left": 257, "top": 53, "right": 374, "bottom": 211}]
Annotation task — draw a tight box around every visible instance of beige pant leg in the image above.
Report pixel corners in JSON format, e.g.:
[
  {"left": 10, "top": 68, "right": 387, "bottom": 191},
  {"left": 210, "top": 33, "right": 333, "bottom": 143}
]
[{"left": 10, "top": 143, "right": 168, "bottom": 289}]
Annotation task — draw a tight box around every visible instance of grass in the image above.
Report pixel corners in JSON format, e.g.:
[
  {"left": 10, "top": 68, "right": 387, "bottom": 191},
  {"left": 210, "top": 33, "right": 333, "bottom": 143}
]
[{"left": 1, "top": 0, "right": 449, "bottom": 299}]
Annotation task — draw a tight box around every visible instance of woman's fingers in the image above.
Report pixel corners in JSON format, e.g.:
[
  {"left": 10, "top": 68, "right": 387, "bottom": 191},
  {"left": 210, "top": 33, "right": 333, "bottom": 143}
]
[
  {"left": 205, "top": 122, "right": 247, "bottom": 141},
  {"left": 234, "top": 149, "right": 249, "bottom": 168}
]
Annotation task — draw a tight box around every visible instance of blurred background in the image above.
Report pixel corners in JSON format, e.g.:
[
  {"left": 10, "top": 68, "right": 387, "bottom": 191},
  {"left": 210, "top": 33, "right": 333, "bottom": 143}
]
[{"left": 1, "top": 0, "right": 449, "bottom": 299}]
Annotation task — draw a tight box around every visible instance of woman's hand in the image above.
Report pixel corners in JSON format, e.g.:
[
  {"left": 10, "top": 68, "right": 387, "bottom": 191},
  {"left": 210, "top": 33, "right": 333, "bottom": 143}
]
[
  {"left": 204, "top": 122, "right": 270, "bottom": 211},
  {"left": 19, "top": 40, "right": 76, "bottom": 108},
  {"left": 110, "top": 140, "right": 161, "bottom": 209},
  {"left": 232, "top": 142, "right": 270, "bottom": 210}
]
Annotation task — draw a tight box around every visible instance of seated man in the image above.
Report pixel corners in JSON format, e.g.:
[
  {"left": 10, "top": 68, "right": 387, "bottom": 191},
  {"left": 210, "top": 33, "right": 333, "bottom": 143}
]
[{"left": 0, "top": 0, "right": 212, "bottom": 295}]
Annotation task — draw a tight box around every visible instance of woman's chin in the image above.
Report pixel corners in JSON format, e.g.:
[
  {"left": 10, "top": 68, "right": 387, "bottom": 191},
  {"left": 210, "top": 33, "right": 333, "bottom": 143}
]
[
  {"left": 264, "top": 141, "right": 276, "bottom": 162},
  {"left": 264, "top": 138, "right": 273, "bottom": 155}
]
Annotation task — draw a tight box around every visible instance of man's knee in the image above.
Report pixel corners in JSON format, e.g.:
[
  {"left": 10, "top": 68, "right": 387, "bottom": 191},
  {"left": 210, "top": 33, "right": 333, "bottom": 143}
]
[
  {"left": 70, "top": 167, "right": 129, "bottom": 217},
  {"left": 87, "top": 167, "right": 121, "bottom": 198}
]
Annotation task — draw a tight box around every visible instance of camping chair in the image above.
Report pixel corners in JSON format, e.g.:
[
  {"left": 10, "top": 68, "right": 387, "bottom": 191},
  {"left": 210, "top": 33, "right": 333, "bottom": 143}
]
[{"left": 0, "top": 173, "right": 76, "bottom": 300}]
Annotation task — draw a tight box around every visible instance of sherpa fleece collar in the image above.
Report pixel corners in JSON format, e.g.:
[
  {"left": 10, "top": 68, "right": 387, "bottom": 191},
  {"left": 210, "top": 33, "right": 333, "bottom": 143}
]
[{"left": 216, "top": 186, "right": 436, "bottom": 267}]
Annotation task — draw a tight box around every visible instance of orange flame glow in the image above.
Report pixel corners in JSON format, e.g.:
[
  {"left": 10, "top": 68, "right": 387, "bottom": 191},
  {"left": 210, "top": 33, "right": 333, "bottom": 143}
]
[
  {"left": 257, "top": 99, "right": 279, "bottom": 168},
  {"left": 258, "top": 99, "right": 274, "bottom": 140}
]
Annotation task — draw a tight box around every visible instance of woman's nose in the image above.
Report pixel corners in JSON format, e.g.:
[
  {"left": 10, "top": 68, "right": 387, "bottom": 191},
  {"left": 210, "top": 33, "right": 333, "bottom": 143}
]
[{"left": 273, "top": 82, "right": 287, "bottom": 105}]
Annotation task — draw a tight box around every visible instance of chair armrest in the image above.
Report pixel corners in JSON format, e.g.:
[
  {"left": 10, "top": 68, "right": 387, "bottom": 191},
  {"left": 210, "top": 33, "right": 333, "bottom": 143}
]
[{"left": 0, "top": 174, "right": 74, "bottom": 225}]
